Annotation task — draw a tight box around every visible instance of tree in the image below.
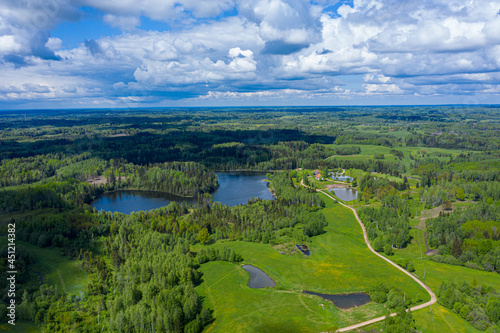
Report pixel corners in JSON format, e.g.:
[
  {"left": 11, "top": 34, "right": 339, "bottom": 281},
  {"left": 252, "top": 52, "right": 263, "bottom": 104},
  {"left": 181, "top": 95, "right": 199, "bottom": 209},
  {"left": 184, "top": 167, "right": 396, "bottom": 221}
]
[
  {"left": 196, "top": 228, "right": 211, "bottom": 245},
  {"left": 451, "top": 236, "right": 462, "bottom": 258},
  {"left": 456, "top": 188, "right": 465, "bottom": 201},
  {"left": 406, "top": 261, "right": 415, "bottom": 272},
  {"left": 442, "top": 200, "right": 452, "bottom": 211},
  {"left": 384, "top": 244, "right": 394, "bottom": 256}
]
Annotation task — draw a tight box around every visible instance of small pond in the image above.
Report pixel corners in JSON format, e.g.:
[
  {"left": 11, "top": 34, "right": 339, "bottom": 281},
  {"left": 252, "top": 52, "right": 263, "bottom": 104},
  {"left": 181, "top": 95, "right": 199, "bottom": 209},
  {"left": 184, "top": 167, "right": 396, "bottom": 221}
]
[
  {"left": 329, "top": 188, "right": 358, "bottom": 201},
  {"left": 242, "top": 265, "right": 275, "bottom": 288},
  {"left": 91, "top": 172, "right": 274, "bottom": 214},
  {"left": 303, "top": 291, "right": 370, "bottom": 309},
  {"left": 296, "top": 244, "right": 310, "bottom": 256},
  {"left": 331, "top": 175, "right": 353, "bottom": 182}
]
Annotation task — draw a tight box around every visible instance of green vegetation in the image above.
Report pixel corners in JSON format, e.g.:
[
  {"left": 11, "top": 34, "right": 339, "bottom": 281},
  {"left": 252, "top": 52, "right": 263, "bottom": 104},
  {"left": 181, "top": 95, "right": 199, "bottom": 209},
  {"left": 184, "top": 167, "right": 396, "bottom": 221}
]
[{"left": 1, "top": 106, "right": 499, "bottom": 332}]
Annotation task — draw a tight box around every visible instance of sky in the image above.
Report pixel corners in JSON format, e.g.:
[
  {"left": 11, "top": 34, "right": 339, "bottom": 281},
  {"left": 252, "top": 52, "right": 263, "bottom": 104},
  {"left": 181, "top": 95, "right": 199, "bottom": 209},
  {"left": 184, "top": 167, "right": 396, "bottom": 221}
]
[{"left": 1, "top": 0, "right": 500, "bottom": 109}]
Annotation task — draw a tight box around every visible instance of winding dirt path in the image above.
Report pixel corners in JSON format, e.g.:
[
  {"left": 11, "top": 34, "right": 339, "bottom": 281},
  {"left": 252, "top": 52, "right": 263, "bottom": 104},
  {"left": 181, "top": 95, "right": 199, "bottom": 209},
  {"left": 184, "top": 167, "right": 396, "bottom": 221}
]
[{"left": 300, "top": 178, "right": 437, "bottom": 332}]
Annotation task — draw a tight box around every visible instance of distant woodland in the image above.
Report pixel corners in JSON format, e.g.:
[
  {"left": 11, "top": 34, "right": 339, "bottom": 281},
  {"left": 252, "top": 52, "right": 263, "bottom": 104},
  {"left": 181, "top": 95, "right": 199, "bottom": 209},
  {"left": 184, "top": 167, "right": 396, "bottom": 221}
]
[{"left": 1, "top": 106, "right": 499, "bottom": 332}]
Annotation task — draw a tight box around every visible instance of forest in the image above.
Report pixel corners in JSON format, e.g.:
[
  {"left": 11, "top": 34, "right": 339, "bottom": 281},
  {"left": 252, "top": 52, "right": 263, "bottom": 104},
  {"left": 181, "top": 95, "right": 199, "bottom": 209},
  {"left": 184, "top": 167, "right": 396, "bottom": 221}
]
[{"left": 0, "top": 106, "right": 499, "bottom": 333}]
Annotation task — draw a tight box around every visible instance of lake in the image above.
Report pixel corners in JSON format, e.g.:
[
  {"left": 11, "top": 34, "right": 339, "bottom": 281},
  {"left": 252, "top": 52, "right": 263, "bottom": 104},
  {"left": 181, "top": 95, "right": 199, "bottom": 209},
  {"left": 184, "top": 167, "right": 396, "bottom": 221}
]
[
  {"left": 242, "top": 265, "right": 276, "bottom": 288},
  {"left": 303, "top": 291, "right": 370, "bottom": 309},
  {"left": 329, "top": 188, "right": 358, "bottom": 201},
  {"left": 91, "top": 172, "right": 273, "bottom": 214}
]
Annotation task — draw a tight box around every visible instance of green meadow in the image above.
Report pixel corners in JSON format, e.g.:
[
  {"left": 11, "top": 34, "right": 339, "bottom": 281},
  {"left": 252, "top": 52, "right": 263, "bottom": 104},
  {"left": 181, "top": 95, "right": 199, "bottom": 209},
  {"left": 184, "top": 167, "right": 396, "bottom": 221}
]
[
  {"left": 194, "top": 193, "right": 430, "bottom": 331},
  {"left": 0, "top": 239, "right": 88, "bottom": 296},
  {"left": 376, "top": 204, "right": 500, "bottom": 333},
  {"left": 0, "top": 241, "right": 87, "bottom": 332},
  {"left": 18, "top": 241, "right": 88, "bottom": 296},
  {"left": 326, "top": 144, "right": 466, "bottom": 175}
]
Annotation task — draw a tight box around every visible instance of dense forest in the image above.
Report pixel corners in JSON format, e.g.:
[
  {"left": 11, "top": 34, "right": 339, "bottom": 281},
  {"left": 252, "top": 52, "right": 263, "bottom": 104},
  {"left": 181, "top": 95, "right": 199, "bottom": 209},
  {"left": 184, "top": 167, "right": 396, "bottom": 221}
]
[{"left": 0, "top": 106, "right": 499, "bottom": 332}]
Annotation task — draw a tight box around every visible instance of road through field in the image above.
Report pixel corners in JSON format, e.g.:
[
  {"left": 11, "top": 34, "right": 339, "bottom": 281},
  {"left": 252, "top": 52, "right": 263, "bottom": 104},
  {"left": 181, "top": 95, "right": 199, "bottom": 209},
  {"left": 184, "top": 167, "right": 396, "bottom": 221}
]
[{"left": 300, "top": 179, "right": 437, "bottom": 332}]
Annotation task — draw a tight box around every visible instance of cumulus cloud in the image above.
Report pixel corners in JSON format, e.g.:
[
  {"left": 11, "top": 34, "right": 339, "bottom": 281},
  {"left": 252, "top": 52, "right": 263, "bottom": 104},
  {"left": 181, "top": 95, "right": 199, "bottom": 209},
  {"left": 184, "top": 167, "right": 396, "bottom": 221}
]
[
  {"left": 2, "top": 0, "right": 500, "bottom": 107},
  {"left": 103, "top": 14, "right": 140, "bottom": 31}
]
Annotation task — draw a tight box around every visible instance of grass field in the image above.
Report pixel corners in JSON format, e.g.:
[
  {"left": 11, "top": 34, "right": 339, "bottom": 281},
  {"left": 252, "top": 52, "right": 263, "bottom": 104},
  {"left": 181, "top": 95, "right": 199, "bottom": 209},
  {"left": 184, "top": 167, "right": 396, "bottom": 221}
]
[
  {"left": 355, "top": 303, "right": 481, "bottom": 333},
  {"left": 19, "top": 241, "right": 88, "bottom": 295},
  {"left": 0, "top": 241, "right": 86, "bottom": 333},
  {"left": 0, "top": 240, "right": 88, "bottom": 296},
  {"left": 326, "top": 144, "right": 466, "bottom": 176},
  {"left": 194, "top": 193, "right": 430, "bottom": 331},
  {"left": 378, "top": 205, "right": 500, "bottom": 333}
]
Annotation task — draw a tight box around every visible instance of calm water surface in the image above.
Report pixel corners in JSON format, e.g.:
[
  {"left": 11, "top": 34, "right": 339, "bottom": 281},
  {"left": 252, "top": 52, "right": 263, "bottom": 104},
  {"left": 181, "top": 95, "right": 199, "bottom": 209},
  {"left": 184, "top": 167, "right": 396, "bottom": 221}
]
[
  {"left": 303, "top": 291, "right": 370, "bottom": 309},
  {"left": 211, "top": 172, "right": 274, "bottom": 207},
  {"left": 331, "top": 175, "right": 353, "bottom": 182},
  {"left": 91, "top": 172, "right": 273, "bottom": 214},
  {"left": 329, "top": 188, "right": 358, "bottom": 201},
  {"left": 242, "top": 265, "right": 275, "bottom": 288}
]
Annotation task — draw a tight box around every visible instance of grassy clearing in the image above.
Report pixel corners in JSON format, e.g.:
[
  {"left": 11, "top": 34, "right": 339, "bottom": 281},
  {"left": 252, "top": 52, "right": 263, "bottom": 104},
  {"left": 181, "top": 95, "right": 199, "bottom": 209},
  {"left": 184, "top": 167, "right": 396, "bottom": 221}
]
[
  {"left": 197, "top": 261, "right": 341, "bottom": 333},
  {"left": 413, "top": 304, "right": 480, "bottom": 333},
  {"left": 0, "top": 240, "right": 87, "bottom": 296},
  {"left": 194, "top": 193, "right": 431, "bottom": 331},
  {"left": 326, "top": 144, "right": 466, "bottom": 175},
  {"left": 386, "top": 208, "right": 499, "bottom": 333},
  {"left": 355, "top": 303, "right": 480, "bottom": 333}
]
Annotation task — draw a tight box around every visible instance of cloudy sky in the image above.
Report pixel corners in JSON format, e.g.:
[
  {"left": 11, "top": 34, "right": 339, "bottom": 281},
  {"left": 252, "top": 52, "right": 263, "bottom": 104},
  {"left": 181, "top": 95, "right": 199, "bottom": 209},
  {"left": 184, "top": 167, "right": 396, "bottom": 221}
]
[{"left": 1, "top": 0, "right": 500, "bottom": 109}]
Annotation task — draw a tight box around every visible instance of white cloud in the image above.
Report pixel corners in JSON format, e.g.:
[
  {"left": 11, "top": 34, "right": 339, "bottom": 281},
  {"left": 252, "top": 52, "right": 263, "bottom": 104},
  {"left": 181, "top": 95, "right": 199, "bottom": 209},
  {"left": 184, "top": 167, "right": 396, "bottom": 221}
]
[
  {"left": 0, "top": 35, "right": 22, "bottom": 54},
  {"left": 2, "top": 0, "right": 500, "bottom": 107},
  {"left": 103, "top": 14, "right": 140, "bottom": 31}
]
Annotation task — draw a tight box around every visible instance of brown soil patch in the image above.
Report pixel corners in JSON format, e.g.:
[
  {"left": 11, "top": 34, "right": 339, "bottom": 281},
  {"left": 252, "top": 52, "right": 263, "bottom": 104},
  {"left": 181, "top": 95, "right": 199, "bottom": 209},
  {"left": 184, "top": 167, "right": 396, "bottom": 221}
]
[{"left": 86, "top": 176, "right": 127, "bottom": 185}]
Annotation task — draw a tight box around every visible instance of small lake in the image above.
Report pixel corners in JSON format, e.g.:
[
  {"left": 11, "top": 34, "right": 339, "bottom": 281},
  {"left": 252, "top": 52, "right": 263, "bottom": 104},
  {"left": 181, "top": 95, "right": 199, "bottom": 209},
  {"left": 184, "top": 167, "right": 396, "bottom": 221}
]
[
  {"left": 331, "top": 175, "right": 353, "bottom": 182},
  {"left": 303, "top": 291, "right": 370, "bottom": 309},
  {"left": 91, "top": 172, "right": 273, "bottom": 214},
  {"left": 211, "top": 172, "right": 274, "bottom": 207},
  {"left": 242, "top": 265, "right": 275, "bottom": 288},
  {"left": 91, "top": 190, "right": 197, "bottom": 214},
  {"left": 329, "top": 188, "right": 358, "bottom": 201}
]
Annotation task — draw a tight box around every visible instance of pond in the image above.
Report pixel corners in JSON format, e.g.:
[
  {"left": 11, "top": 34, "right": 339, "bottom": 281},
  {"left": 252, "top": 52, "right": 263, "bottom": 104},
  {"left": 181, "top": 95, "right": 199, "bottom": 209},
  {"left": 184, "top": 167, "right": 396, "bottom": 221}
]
[
  {"left": 91, "top": 172, "right": 273, "bottom": 214},
  {"left": 303, "top": 291, "right": 370, "bottom": 309},
  {"left": 329, "top": 188, "right": 358, "bottom": 201},
  {"left": 242, "top": 265, "right": 276, "bottom": 288},
  {"left": 331, "top": 175, "right": 353, "bottom": 182}
]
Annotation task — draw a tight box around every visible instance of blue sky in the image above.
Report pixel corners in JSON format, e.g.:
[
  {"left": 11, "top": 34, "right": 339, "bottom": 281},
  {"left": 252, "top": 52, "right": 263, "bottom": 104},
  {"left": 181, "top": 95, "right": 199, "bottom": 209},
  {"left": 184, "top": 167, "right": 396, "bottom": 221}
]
[{"left": 1, "top": 0, "right": 500, "bottom": 109}]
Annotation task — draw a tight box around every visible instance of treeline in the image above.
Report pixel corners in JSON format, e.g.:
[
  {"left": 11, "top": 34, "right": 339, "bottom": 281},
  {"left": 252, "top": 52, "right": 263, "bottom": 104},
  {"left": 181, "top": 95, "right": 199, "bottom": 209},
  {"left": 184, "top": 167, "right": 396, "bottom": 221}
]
[
  {"left": 58, "top": 158, "right": 218, "bottom": 197},
  {"left": 438, "top": 280, "right": 500, "bottom": 331},
  {"left": 187, "top": 172, "right": 327, "bottom": 244},
  {"left": 367, "top": 283, "right": 417, "bottom": 332},
  {"left": 406, "top": 132, "right": 498, "bottom": 151},
  {"left": 0, "top": 160, "right": 217, "bottom": 213},
  {"left": 358, "top": 205, "right": 412, "bottom": 254},
  {"left": 427, "top": 202, "right": 500, "bottom": 273},
  {"left": 358, "top": 174, "right": 409, "bottom": 202},
  {"left": 0, "top": 153, "right": 91, "bottom": 187},
  {"left": 196, "top": 248, "right": 243, "bottom": 264}
]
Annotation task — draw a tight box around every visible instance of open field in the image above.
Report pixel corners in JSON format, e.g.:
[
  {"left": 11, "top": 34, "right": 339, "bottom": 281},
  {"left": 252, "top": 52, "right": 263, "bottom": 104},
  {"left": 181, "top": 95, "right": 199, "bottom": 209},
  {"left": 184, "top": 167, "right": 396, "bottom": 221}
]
[
  {"left": 196, "top": 261, "right": 341, "bottom": 333},
  {"left": 19, "top": 241, "right": 88, "bottom": 295},
  {"left": 326, "top": 144, "right": 467, "bottom": 175},
  {"left": 354, "top": 303, "right": 481, "bottom": 333},
  {"left": 194, "top": 193, "right": 431, "bottom": 331}
]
